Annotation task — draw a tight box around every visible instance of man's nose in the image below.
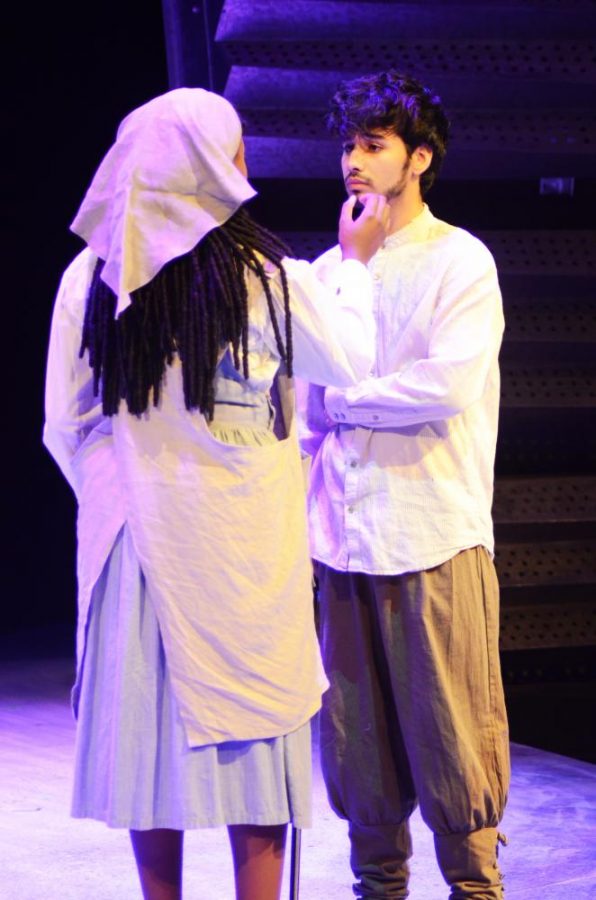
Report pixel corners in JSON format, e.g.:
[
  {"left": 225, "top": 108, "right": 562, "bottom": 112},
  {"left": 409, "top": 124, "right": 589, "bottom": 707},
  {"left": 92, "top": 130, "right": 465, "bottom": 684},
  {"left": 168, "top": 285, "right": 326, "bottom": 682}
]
[{"left": 346, "top": 150, "right": 362, "bottom": 171}]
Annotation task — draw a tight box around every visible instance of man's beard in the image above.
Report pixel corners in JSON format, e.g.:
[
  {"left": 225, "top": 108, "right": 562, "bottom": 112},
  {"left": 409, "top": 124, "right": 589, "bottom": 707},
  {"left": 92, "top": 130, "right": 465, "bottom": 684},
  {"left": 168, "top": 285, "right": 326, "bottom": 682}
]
[{"left": 385, "top": 159, "right": 411, "bottom": 201}]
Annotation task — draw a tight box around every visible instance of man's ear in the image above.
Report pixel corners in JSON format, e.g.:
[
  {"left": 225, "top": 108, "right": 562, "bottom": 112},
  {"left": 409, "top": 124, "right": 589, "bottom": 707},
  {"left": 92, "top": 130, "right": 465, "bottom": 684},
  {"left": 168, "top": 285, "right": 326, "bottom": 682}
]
[{"left": 411, "top": 145, "right": 433, "bottom": 177}]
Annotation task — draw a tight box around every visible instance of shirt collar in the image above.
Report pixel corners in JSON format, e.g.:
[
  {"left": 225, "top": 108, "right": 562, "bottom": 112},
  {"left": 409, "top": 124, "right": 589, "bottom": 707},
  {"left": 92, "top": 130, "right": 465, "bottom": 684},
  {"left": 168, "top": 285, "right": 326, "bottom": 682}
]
[{"left": 381, "top": 203, "right": 433, "bottom": 249}]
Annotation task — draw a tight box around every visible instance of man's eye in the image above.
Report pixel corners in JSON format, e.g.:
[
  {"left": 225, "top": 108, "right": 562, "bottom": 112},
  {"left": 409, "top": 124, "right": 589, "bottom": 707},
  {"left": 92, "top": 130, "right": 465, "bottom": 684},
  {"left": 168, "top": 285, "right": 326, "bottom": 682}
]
[
  {"left": 342, "top": 144, "right": 354, "bottom": 154},
  {"left": 368, "top": 144, "right": 382, "bottom": 152}
]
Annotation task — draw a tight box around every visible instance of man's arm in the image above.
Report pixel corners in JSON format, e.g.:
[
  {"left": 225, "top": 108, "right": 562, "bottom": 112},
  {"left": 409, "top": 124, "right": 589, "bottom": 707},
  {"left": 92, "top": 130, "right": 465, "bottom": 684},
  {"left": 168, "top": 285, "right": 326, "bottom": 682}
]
[{"left": 324, "top": 243, "right": 504, "bottom": 428}]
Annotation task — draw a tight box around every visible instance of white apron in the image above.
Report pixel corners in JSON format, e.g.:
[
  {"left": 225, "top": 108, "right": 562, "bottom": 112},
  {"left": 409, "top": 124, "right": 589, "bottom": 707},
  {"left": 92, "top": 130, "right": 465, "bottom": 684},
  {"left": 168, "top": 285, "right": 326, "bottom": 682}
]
[{"left": 113, "top": 367, "right": 327, "bottom": 747}]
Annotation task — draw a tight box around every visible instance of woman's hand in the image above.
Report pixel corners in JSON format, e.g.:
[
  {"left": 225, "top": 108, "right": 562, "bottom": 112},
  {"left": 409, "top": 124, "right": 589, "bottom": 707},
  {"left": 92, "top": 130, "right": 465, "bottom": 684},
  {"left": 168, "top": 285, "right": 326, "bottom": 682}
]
[{"left": 339, "top": 193, "right": 390, "bottom": 264}]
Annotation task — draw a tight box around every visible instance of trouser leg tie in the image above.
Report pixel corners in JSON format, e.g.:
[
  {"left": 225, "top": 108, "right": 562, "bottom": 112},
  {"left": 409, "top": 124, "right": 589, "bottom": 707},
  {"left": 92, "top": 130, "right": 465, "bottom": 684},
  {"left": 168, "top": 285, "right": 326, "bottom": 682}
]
[
  {"left": 349, "top": 821, "right": 412, "bottom": 899},
  {"left": 434, "top": 827, "right": 506, "bottom": 899}
]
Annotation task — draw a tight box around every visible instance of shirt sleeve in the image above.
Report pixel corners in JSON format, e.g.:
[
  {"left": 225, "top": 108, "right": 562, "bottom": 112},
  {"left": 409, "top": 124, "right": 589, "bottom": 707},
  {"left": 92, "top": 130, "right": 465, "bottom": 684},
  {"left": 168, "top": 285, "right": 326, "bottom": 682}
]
[
  {"left": 262, "top": 256, "right": 376, "bottom": 388},
  {"left": 295, "top": 377, "right": 332, "bottom": 459},
  {"left": 43, "top": 250, "right": 110, "bottom": 496},
  {"left": 324, "top": 243, "right": 504, "bottom": 428}
]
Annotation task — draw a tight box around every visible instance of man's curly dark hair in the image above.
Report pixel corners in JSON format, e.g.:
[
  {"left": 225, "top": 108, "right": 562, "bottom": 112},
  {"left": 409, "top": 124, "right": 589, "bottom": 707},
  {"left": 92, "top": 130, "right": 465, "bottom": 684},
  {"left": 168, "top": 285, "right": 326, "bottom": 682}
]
[{"left": 328, "top": 70, "right": 450, "bottom": 195}]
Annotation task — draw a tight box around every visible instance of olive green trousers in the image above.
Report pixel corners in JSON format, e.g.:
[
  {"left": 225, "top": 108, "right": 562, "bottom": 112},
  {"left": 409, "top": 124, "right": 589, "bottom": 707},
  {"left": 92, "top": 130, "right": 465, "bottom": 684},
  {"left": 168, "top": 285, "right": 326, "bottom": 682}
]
[{"left": 316, "top": 547, "right": 510, "bottom": 898}]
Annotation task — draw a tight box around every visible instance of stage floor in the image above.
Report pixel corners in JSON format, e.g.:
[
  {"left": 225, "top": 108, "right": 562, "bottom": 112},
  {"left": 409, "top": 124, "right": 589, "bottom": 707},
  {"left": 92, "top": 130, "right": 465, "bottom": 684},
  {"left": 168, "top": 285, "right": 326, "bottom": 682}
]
[{"left": 1, "top": 653, "right": 595, "bottom": 899}]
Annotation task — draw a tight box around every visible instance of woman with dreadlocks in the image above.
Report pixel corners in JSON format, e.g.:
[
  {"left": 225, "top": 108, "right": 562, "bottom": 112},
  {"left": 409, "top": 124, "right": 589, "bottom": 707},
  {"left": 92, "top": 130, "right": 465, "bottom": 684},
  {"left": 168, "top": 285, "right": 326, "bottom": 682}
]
[{"left": 43, "top": 88, "right": 388, "bottom": 900}]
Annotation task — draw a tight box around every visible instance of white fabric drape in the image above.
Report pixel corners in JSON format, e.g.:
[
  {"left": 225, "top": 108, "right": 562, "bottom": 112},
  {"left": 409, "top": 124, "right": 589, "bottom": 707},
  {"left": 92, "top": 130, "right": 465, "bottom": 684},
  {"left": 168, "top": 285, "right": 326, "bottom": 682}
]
[{"left": 71, "top": 88, "right": 255, "bottom": 316}]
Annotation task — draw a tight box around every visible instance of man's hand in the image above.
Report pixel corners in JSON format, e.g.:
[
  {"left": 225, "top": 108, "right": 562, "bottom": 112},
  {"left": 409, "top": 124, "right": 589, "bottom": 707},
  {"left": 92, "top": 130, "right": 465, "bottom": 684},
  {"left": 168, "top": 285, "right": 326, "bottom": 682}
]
[{"left": 339, "top": 193, "right": 390, "bottom": 265}]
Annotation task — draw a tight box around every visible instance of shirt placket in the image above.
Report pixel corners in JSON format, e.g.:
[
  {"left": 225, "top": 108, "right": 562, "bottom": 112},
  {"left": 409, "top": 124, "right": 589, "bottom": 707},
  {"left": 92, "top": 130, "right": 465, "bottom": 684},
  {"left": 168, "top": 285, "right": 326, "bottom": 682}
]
[{"left": 342, "top": 251, "right": 384, "bottom": 569}]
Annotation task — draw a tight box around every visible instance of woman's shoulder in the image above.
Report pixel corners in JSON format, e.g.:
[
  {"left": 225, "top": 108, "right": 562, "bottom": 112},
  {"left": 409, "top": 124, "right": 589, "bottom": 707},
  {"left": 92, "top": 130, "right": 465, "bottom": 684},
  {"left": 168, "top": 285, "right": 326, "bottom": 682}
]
[{"left": 50, "top": 247, "right": 98, "bottom": 330}]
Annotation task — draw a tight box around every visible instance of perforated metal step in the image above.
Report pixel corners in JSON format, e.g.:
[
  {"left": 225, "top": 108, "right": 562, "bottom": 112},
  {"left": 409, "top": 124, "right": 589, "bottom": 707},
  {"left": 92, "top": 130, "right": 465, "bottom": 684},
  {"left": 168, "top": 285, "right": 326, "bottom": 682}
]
[
  {"left": 218, "top": 1, "right": 596, "bottom": 44},
  {"left": 480, "top": 231, "right": 596, "bottom": 276},
  {"left": 243, "top": 135, "right": 596, "bottom": 178},
  {"left": 493, "top": 477, "right": 596, "bottom": 525},
  {"left": 504, "top": 297, "right": 596, "bottom": 344},
  {"left": 242, "top": 107, "right": 595, "bottom": 155},
  {"left": 224, "top": 40, "right": 596, "bottom": 82},
  {"left": 225, "top": 66, "right": 596, "bottom": 111},
  {"left": 496, "top": 540, "right": 596, "bottom": 649},
  {"left": 495, "top": 540, "right": 596, "bottom": 588},
  {"left": 240, "top": 107, "right": 596, "bottom": 178},
  {"left": 500, "top": 362, "right": 596, "bottom": 408},
  {"left": 499, "top": 600, "right": 596, "bottom": 650}
]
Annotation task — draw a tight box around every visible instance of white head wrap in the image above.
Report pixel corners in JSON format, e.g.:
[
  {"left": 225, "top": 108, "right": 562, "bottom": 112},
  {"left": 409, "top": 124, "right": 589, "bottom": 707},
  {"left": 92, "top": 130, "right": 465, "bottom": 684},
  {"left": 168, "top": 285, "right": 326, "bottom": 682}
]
[{"left": 71, "top": 88, "right": 256, "bottom": 316}]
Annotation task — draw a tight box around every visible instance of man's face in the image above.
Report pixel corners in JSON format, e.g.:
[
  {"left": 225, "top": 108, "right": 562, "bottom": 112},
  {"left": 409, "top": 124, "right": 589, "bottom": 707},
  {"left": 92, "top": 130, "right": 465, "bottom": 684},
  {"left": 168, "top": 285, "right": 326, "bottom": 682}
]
[{"left": 341, "top": 129, "right": 412, "bottom": 201}]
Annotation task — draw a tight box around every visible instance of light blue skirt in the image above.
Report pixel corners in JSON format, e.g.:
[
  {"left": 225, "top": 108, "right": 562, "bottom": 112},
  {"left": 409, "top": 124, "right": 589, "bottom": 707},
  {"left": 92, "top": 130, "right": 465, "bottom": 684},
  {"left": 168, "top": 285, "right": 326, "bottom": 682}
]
[{"left": 71, "top": 393, "right": 312, "bottom": 831}]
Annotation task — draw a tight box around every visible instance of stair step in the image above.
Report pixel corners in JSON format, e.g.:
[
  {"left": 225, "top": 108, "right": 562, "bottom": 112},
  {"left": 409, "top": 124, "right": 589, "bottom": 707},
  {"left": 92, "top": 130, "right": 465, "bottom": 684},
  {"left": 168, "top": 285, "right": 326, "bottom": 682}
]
[
  {"left": 480, "top": 231, "right": 596, "bottom": 275},
  {"left": 500, "top": 362, "right": 596, "bottom": 409},
  {"left": 494, "top": 477, "right": 596, "bottom": 525},
  {"left": 496, "top": 538, "right": 596, "bottom": 648},
  {"left": 218, "top": 0, "right": 596, "bottom": 43},
  {"left": 499, "top": 598, "right": 595, "bottom": 651},
  {"left": 242, "top": 106, "right": 594, "bottom": 156},
  {"left": 243, "top": 135, "right": 596, "bottom": 178},
  {"left": 225, "top": 66, "right": 596, "bottom": 111},
  {"left": 504, "top": 298, "right": 596, "bottom": 344},
  {"left": 224, "top": 65, "right": 595, "bottom": 111},
  {"left": 495, "top": 539, "right": 596, "bottom": 588},
  {"left": 221, "top": 40, "right": 595, "bottom": 83}
]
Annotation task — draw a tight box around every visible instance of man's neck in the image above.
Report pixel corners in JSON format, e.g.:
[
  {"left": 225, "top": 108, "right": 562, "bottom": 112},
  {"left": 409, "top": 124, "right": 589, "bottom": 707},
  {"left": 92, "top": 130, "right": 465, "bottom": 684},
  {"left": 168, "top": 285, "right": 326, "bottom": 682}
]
[{"left": 387, "top": 194, "right": 425, "bottom": 235}]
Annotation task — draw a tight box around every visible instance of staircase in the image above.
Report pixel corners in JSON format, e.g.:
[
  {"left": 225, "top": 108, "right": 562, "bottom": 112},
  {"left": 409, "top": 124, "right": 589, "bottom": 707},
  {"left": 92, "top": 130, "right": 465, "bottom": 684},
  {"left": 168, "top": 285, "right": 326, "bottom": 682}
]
[{"left": 164, "top": 0, "right": 596, "bottom": 761}]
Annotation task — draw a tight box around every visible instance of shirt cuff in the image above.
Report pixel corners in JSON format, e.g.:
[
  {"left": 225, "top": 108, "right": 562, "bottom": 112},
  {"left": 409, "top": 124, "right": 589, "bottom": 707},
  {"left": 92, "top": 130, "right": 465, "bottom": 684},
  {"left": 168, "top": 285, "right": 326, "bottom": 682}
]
[
  {"left": 324, "top": 383, "right": 386, "bottom": 426},
  {"left": 329, "top": 258, "right": 370, "bottom": 294}
]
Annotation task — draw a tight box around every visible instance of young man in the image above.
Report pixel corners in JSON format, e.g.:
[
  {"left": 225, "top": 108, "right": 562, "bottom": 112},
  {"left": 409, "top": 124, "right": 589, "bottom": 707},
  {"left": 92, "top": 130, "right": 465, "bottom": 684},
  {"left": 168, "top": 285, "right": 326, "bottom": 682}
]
[{"left": 298, "top": 71, "right": 510, "bottom": 899}]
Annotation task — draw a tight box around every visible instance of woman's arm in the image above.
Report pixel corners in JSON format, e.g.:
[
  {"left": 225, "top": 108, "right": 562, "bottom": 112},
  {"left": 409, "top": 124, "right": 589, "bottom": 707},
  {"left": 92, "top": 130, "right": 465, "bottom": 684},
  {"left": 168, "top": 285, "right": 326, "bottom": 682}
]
[
  {"left": 261, "top": 194, "right": 389, "bottom": 388},
  {"left": 271, "top": 255, "right": 376, "bottom": 387},
  {"left": 43, "top": 249, "right": 109, "bottom": 496}
]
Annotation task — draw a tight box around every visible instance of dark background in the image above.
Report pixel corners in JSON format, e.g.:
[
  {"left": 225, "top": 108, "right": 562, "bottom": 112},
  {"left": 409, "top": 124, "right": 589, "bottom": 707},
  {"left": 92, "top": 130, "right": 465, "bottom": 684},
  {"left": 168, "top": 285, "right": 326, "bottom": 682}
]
[{"left": 6, "top": 2, "right": 169, "bottom": 639}]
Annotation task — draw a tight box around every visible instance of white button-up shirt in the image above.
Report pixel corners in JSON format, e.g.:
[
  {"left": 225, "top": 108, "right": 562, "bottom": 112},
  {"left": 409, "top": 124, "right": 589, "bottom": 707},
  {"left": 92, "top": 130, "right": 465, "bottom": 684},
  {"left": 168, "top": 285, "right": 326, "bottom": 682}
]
[{"left": 298, "top": 205, "right": 504, "bottom": 576}]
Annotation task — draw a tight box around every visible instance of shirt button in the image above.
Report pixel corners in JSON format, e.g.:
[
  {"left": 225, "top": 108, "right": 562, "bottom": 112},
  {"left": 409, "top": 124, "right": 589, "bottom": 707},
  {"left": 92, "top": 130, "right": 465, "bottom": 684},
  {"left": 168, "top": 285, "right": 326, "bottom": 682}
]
[
  {"left": 347, "top": 506, "right": 355, "bottom": 513},
  {"left": 350, "top": 460, "right": 358, "bottom": 468},
  {"left": 372, "top": 414, "right": 379, "bottom": 421}
]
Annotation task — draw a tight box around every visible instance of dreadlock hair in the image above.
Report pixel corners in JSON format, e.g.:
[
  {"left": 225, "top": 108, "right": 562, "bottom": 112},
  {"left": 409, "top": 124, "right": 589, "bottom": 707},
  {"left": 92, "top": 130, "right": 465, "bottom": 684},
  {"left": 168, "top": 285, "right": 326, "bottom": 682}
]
[
  {"left": 328, "top": 70, "right": 450, "bottom": 196},
  {"left": 80, "top": 205, "right": 294, "bottom": 421}
]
